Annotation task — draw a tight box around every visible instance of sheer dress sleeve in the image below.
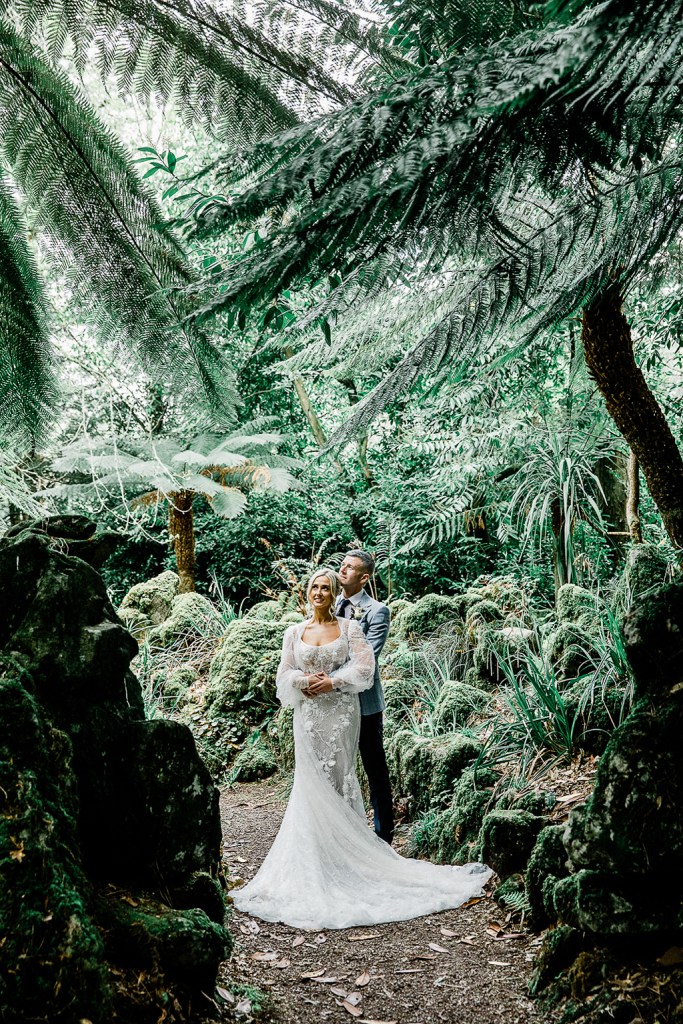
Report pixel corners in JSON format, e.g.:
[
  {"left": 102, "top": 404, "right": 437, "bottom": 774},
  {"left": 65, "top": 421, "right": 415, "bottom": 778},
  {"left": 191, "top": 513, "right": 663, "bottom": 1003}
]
[
  {"left": 276, "top": 625, "right": 308, "bottom": 707},
  {"left": 330, "top": 619, "right": 375, "bottom": 694}
]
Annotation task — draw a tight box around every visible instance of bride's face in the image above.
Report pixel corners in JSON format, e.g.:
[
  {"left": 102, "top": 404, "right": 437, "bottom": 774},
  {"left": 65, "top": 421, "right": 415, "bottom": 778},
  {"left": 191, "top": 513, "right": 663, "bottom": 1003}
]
[{"left": 309, "top": 575, "right": 334, "bottom": 614}]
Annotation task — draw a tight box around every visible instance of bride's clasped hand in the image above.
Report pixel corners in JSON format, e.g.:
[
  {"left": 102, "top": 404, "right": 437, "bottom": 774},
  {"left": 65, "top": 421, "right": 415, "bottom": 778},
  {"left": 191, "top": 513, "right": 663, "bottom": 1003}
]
[{"left": 233, "top": 554, "right": 493, "bottom": 930}]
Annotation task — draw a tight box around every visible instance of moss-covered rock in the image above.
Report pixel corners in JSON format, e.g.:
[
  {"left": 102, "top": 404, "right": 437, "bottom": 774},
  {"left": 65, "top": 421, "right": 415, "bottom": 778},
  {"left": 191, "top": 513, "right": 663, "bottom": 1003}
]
[
  {"left": 0, "top": 676, "right": 114, "bottom": 1021},
  {"left": 465, "top": 599, "right": 503, "bottom": 627},
  {"left": 266, "top": 705, "right": 294, "bottom": 771},
  {"left": 556, "top": 584, "right": 600, "bottom": 625},
  {"left": 387, "top": 598, "right": 414, "bottom": 630},
  {"left": 118, "top": 570, "right": 179, "bottom": 632},
  {"left": 382, "top": 675, "right": 419, "bottom": 726},
  {"left": 480, "top": 809, "right": 546, "bottom": 878},
  {"left": 164, "top": 665, "right": 198, "bottom": 708},
  {"left": 147, "top": 592, "right": 218, "bottom": 648},
  {"left": 96, "top": 894, "right": 229, "bottom": 990},
  {"left": 463, "top": 663, "right": 498, "bottom": 692},
  {"left": 396, "top": 593, "right": 461, "bottom": 639},
  {"left": 388, "top": 730, "right": 481, "bottom": 814},
  {"left": 230, "top": 738, "right": 277, "bottom": 782},
  {"left": 525, "top": 824, "right": 570, "bottom": 929},
  {"left": 244, "top": 600, "right": 282, "bottom": 620},
  {"left": 205, "top": 618, "right": 289, "bottom": 712},
  {"left": 432, "top": 681, "right": 490, "bottom": 731},
  {"left": 0, "top": 523, "right": 229, "bottom": 1022},
  {"left": 528, "top": 924, "right": 584, "bottom": 995},
  {"left": 406, "top": 765, "right": 497, "bottom": 863},
  {"left": 613, "top": 543, "right": 670, "bottom": 613}
]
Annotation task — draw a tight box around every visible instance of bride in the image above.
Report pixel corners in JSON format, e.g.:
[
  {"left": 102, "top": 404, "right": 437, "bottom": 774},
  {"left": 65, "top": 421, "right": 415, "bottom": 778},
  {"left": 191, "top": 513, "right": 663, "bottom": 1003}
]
[{"left": 232, "top": 569, "right": 493, "bottom": 930}]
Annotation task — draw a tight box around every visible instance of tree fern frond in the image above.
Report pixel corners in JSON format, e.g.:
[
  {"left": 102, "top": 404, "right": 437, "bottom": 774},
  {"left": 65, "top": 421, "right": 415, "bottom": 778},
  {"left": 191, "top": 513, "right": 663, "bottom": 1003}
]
[
  {"left": 0, "top": 174, "right": 56, "bottom": 440},
  {"left": 0, "top": 20, "right": 234, "bottom": 414},
  {"left": 2, "top": 0, "right": 375, "bottom": 140}
]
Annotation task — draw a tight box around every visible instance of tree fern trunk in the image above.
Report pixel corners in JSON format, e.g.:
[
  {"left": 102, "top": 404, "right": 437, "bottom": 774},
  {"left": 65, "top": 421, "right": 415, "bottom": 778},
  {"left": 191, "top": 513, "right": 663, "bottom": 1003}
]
[
  {"left": 168, "top": 490, "right": 196, "bottom": 593},
  {"left": 582, "top": 288, "right": 683, "bottom": 549}
]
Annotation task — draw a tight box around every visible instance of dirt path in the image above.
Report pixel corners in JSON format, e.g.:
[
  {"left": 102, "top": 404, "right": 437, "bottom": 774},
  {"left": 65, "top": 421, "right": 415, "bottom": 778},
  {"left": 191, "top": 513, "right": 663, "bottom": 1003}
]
[{"left": 217, "top": 781, "right": 548, "bottom": 1024}]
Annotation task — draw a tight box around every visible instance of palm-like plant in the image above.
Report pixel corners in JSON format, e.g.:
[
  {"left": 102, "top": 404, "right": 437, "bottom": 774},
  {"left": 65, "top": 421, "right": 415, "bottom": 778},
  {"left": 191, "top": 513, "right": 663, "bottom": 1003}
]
[
  {"left": 0, "top": 0, "right": 384, "bottom": 443},
  {"left": 184, "top": 0, "right": 683, "bottom": 548},
  {"left": 45, "top": 426, "right": 301, "bottom": 591}
]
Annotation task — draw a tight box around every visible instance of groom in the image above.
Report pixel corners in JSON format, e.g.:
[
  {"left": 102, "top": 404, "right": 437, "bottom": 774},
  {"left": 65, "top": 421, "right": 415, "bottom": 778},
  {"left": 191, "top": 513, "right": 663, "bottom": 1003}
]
[{"left": 336, "top": 550, "right": 394, "bottom": 845}]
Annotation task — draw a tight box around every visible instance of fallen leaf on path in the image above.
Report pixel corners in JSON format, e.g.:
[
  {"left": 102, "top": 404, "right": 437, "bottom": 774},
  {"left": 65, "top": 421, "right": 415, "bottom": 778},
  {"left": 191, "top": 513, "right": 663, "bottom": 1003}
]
[
  {"left": 440, "top": 927, "right": 458, "bottom": 937},
  {"left": 428, "top": 942, "right": 450, "bottom": 954},
  {"left": 346, "top": 991, "right": 362, "bottom": 1006},
  {"left": 487, "top": 921, "right": 504, "bottom": 935},
  {"left": 358, "top": 1019, "right": 398, "bottom": 1024},
  {"left": 355, "top": 970, "right": 371, "bottom": 987},
  {"left": 339, "top": 999, "right": 363, "bottom": 1017},
  {"left": 556, "top": 791, "right": 584, "bottom": 803},
  {"left": 497, "top": 932, "right": 525, "bottom": 941},
  {"left": 300, "top": 968, "right": 326, "bottom": 979},
  {"left": 395, "top": 969, "right": 423, "bottom": 974},
  {"left": 330, "top": 987, "right": 348, "bottom": 998},
  {"left": 292, "top": 935, "right": 305, "bottom": 947},
  {"left": 216, "top": 987, "right": 234, "bottom": 1003},
  {"left": 272, "top": 958, "right": 290, "bottom": 969},
  {"left": 459, "top": 936, "right": 476, "bottom": 945},
  {"left": 488, "top": 960, "right": 512, "bottom": 967},
  {"left": 235, "top": 998, "right": 251, "bottom": 1014},
  {"left": 251, "top": 951, "right": 277, "bottom": 962},
  {"left": 462, "top": 897, "right": 483, "bottom": 908},
  {"left": 348, "top": 931, "right": 381, "bottom": 942},
  {"left": 314, "top": 933, "right": 327, "bottom": 944},
  {"left": 312, "top": 976, "right": 339, "bottom": 984},
  {"left": 412, "top": 953, "right": 438, "bottom": 961}
]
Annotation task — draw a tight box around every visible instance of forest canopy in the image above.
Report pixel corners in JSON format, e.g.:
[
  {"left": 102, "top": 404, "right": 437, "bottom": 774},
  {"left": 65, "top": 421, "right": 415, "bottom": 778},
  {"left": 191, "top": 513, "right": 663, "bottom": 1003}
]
[{"left": 1, "top": 0, "right": 683, "bottom": 604}]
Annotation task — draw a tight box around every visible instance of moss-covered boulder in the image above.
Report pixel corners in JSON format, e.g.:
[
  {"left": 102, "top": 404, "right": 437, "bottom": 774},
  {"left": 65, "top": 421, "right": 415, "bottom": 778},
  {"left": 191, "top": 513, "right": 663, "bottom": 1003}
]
[
  {"left": 465, "top": 599, "right": 503, "bottom": 627},
  {"left": 433, "top": 681, "right": 490, "bottom": 731},
  {"left": 613, "top": 543, "right": 670, "bottom": 613},
  {"left": 244, "top": 600, "right": 281, "bottom": 621},
  {"left": 544, "top": 582, "right": 683, "bottom": 936},
  {"left": 556, "top": 583, "right": 600, "bottom": 625},
  {"left": 388, "top": 730, "right": 481, "bottom": 813},
  {"left": 118, "top": 570, "right": 179, "bottom": 634},
  {"left": 387, "top": 598, "right": 414, "bottom": 631},
  {"left": 267, "top": 705, "right": 295, "bottom": 771},
  {"left": 525, "top": 824, "right": 570, "bottom": 929},
  {"left": 406, "top": 765, "right": 497, "bottom": 863},
  {"left": 0, "top": 523, "right": 229, "bottom": 1022},
  {"left": 205, "top": 618, "right": 289, "bottom": 712},
  {"left": 146, "top": 592, "right": 218, "bottom": 648},
  {"left": 480, "top": 809, "right": 546, "bottom": 878},
  {"left": 230, "top": 738, "right": 277, "bottom": 782},
  {"left": 396, "top": 593, "right": 461, "bottom": 639}
]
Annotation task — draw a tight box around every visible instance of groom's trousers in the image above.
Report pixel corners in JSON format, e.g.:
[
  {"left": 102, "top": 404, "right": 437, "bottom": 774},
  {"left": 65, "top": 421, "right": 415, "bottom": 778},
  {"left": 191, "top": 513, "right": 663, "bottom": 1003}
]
[{"left": 359, "top": 711, "right": 395, "bottom": 844}]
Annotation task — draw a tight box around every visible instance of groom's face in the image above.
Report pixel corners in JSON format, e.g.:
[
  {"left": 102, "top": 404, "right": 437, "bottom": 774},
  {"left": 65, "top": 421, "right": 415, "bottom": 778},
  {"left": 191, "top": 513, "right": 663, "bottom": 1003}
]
[{"left": 339, "top": 556, "right": 370, "bottom": 596}]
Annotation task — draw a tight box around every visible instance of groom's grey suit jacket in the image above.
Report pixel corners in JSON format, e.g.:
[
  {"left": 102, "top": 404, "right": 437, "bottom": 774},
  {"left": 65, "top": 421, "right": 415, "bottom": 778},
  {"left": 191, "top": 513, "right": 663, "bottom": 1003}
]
[{"left": 337, "top": 590, "right": 390, "bottom": 716}]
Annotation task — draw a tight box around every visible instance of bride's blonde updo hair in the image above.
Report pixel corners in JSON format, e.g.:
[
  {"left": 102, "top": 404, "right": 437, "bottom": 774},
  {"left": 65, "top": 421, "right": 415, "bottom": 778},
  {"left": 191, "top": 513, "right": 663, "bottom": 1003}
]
[{"left": 306, "top": 567, "right": 342, "bottom": 612}]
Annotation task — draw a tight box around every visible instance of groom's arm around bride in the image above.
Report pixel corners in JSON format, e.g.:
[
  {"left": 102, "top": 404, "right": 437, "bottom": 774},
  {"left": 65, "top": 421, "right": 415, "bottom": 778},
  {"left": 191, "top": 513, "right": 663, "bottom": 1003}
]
[{"left": 337, "top": 550, "right": 394, "bottom": 845}]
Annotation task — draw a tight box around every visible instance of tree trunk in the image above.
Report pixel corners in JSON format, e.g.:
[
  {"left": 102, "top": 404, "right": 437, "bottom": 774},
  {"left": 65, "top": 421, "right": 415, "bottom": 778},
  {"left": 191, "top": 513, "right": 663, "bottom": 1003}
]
[
  {"left": 582, "top": 287, "right": 683, "bottom": 549},
  {"left": 626, "top": 449, "right": 643, "bottom": 543},
  {"left": 340, "top": 377, "right": 374, "bottom": 485},
  {"left": 168, "top": 490, "right": 196, "bottom": 593},
  {"left": 551, "top": 495, "right": 568, "bottom": 595}
]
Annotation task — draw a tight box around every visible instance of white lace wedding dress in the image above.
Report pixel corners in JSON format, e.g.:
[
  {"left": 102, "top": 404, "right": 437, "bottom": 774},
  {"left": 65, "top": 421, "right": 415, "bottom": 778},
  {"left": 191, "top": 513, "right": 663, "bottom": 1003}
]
[{"left": 232, "top": 617, "right": 493, "bottom": 930}]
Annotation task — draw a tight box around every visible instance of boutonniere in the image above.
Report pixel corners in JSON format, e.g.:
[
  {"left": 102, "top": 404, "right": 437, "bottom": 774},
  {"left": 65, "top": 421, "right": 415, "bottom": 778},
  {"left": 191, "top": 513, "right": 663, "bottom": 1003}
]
[{"left": 352, "top": 606, "right": 364, "bottom": 621}]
